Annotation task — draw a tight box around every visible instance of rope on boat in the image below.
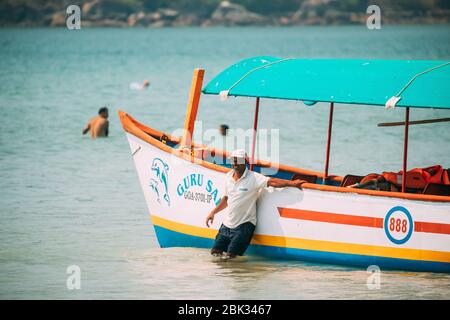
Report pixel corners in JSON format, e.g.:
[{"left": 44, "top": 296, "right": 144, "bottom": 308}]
[
  {"left": 386, "top": 61, "right": 450, "bottom": 109},
  {"left": 219, "top": 58, "right": 294, "bottom": 100},
  {"left": 132, "top": 145, "right": 141, "bottom": 156}
]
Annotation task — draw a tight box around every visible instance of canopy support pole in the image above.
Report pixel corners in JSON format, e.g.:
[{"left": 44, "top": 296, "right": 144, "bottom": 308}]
[
  {"left": 250, "top": 97, "right": 260, "bottom": 171},
  {"left": 402, "top": 107, "right": 410, "bottom": 193},
  {"left": 324, "top": 102, "right": 334, "bottom": 183},
  {"left": 180, "top": 68, "right": 205, "bottom": 150}
]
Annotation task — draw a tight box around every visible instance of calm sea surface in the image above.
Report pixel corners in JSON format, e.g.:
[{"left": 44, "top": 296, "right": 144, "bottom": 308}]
[{"left": 0, "top": 26, "right": 449, "bottom": 299}]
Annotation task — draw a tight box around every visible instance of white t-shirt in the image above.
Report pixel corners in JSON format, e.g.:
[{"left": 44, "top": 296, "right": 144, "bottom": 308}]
[{"left": 223, "top": 168, "right": 270, "bottom": 229}]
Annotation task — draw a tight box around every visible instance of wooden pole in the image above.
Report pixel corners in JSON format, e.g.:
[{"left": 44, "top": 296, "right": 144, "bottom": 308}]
[
  {"left": 378, "top": 117, "right": 450, "bottom": 127},
  {"left": 402, "top": 107, "right": 410, "bottom": 193},
  {"left": 250, "top": 97, "right": 260, "bottom": 171},
  {"left": 324, "top": 102, "right": 334, "bottom": 183},
  {"left": 180, "top": 68, "right": 205, "bottom": 150}
]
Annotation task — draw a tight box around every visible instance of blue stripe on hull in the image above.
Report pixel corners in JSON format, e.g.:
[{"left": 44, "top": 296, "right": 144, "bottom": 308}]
[
  {"left": 154, "top": 225, "right": 215, "bottom": 249},
  {"left": 153, "top": 225, "right": 450, "bottom": 273}
]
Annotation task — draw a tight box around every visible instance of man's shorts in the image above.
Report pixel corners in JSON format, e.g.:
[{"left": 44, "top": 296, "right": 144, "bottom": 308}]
[{"left": 212, "top": 222, "right": 256, "bottom": 256}]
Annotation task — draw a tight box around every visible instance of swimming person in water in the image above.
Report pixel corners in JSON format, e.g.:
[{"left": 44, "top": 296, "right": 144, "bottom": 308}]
[
  {"left": 130, "top": 79, "right": 150, "bottom": 90},
  {"left": 205, "top": 149, "right": 306, "bottom": 260},
  {"left": 141, "top": 79, "right": 150, "bottom": 89},
  {"left": 82, "top": 107, "right": 109, "bottom": 139}
]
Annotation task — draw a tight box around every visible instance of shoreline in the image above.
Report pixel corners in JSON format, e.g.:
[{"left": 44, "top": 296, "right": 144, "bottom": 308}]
[{"left": 2, "top": 22, "right": 450, "bottom": 29}]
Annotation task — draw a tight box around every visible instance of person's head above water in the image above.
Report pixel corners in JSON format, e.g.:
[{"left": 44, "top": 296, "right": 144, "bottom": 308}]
[
  {"left": 98, "top": 107, "right": 109, "bottom": 119},
  {"left": 229, "top": 149, "right": 247, "bottom": 175},
  {"left": 219, "top": 124, "right": 229, "bottom": 136},
  {"left": 143, "top": 79, "right": 150, "bottom": 87}
]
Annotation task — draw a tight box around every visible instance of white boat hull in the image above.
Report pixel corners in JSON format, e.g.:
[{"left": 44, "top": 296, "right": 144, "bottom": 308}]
[{"left": 125, "top": 131, "right": 450, "bottom": 272}]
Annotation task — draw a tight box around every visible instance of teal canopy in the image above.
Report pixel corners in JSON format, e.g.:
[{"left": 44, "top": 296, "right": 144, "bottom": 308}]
[{"left": 202, "top": 56, "right": 450, "bottom": 109}]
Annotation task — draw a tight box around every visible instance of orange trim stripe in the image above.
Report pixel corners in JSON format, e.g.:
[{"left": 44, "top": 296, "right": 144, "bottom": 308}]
[
  {"left": 278, "top": 208, "right": 450, "bottom": 235},
  {"left": 278, "top": 208, "right": 383, "bottom": 228},
  {"left": 415, "top": 221, "right": 450, "bottom": 235}
]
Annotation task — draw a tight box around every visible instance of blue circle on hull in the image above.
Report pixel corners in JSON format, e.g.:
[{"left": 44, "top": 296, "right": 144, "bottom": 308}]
[{"left": 384, "top": 206, "right": 414, "bottom": 245}]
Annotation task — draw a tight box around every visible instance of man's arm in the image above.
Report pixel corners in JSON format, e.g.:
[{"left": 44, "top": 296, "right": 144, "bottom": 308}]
[
  {"left": 205, "top": 196, "right": 228, "bottom": 227},
  {"left": 82, "top": 121, "right": 91, "bottom": 135},
  {"left": 267, "top": 178, "right": 306, "bottom": 189}
]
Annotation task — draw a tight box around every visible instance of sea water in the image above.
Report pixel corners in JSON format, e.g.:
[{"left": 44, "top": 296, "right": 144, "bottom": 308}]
[{"left": 0, "top": 25, "right": 449, "bottom": 299}]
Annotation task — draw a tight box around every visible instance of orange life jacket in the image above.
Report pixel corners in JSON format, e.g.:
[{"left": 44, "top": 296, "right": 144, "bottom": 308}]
[
  {"left": 382, "top": 165, "right": 450, "bottom": 188},
  {"left": 416, "top": 165, "right": 450, "bottom": 184}
]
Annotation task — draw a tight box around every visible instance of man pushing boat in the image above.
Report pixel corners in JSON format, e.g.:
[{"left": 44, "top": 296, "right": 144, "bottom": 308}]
[{"left": 205, "top": 149, "right": 306, "bottom": 260}]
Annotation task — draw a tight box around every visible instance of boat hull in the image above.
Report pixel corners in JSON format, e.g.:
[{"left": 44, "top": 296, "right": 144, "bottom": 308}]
[
  {"left": 123, "top": 125, "right": 450, "bottom": 273},
  {"left": 152, "top": 216, "right": 450, "bottom": 272}
]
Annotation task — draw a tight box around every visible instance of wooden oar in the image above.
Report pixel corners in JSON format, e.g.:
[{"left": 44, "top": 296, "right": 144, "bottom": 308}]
[{"left": 378, "top": 117, "right": 450, "bottom": 127}]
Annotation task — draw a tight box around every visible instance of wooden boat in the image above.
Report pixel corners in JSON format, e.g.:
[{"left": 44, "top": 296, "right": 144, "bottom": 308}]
[{"left": 119, "top": 57, "right": 450, "bottom": 272}]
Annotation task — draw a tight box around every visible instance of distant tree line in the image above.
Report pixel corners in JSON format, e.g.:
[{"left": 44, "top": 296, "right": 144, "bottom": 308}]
[
  {"left": 38, "top": 0, "right": 450, "bottom": 15},
  {"left": 1, "top": 0, "right": 448, "bottom": 26},
  {"left": 136, "top": 0, "right": 450, "bottom": 14}
]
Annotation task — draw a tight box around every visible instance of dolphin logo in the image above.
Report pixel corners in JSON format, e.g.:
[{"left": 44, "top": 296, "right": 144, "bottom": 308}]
[
  {"left": 149, "top": 178, "right": 161, "bottom": 203},
  {"left": 151, "top": 158, "right": 170, "bottom": 206}
]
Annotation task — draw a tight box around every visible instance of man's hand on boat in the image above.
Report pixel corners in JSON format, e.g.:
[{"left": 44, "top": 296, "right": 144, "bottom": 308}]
[{"left": 267, "top": 178, "right": 307, "bottom": 189}]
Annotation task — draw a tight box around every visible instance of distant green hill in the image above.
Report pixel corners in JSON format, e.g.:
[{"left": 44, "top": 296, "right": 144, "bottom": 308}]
[{"left": 1, "top": 0, "right": 449, "bottom": 27}]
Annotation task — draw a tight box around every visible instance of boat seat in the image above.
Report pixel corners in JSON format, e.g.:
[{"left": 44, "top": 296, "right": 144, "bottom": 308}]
[
  {"left": 291, "top": 173, "right": 317, "bottom": 184},
  {"left": 340, "top": 174, "right": 364, "bottom": 187},
  {"left": 422, "top": 183, "right": 450, "bottom": 196}
]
